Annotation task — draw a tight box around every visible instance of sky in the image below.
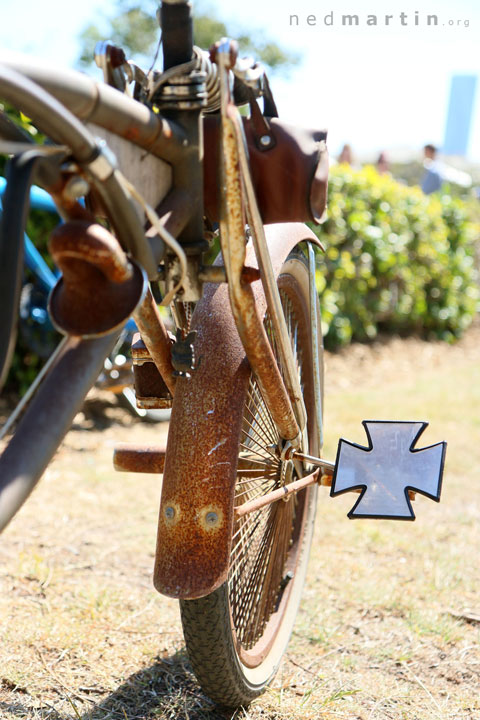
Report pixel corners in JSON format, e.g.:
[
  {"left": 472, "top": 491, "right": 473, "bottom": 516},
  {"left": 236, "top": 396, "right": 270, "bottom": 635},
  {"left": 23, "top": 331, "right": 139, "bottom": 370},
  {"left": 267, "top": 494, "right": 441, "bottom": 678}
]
[{"left": 0, "top": 0, "right": 479, "bottom": 162}]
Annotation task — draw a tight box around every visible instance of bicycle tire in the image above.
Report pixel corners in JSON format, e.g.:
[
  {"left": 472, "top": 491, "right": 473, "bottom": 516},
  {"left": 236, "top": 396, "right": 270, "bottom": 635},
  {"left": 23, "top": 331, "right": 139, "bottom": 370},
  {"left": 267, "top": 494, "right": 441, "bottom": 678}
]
[{"left": 180, "top": 247, "right": 323, "bottom": 707}]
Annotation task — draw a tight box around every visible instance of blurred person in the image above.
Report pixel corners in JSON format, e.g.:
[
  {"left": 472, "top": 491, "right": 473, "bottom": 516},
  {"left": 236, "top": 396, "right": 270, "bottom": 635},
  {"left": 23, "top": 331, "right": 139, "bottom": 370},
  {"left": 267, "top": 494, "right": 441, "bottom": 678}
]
[
  {"left": 338, "top": 143, "right": 353, "bottom": 165},
  {"left": 421, "top": 144, "right": 442, "bottom": 194},
  {"left": 376, "top": 151, "right": 390, "bottom": 174},
  {"left": 421, "top": 143, "right": 472, "bottom": 194}
]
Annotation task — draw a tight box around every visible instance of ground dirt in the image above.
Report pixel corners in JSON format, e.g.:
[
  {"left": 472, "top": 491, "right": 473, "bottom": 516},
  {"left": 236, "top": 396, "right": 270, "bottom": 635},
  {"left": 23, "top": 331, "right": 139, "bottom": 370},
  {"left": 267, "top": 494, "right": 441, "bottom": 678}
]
[{"left": 0, "top": 325, "right": 479, "bottom": 720}]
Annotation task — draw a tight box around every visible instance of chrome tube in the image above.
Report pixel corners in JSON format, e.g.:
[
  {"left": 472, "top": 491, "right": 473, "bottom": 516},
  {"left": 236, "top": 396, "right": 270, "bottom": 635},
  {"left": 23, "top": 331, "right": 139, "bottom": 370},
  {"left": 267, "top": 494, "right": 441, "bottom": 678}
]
[
  {"left": 0, "top": 333, "right": 118, "bottom": 532},
  {"left": 308, "top": 242, "right": 324, "bottom": 450}
]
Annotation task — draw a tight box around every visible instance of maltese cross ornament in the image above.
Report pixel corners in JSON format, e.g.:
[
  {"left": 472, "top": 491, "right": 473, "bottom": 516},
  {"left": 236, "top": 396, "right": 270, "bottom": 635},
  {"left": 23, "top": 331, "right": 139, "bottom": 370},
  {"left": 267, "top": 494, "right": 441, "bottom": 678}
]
[{"left": 330, "top": 421, "right": 446, "bottom": 520}]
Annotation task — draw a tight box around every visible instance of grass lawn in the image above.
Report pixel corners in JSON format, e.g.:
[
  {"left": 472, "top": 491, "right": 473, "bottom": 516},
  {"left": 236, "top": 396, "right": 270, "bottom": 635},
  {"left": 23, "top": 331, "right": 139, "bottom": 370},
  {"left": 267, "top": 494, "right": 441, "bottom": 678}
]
[{"left": 0, "top": 327, "right": 479, "bottom": 719}]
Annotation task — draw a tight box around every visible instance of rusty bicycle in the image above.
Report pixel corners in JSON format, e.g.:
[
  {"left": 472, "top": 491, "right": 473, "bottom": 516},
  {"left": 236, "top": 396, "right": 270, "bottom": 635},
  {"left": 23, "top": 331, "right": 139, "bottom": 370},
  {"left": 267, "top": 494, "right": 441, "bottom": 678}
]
[{"left": 0, "top": 0, "right": 446, "bottom": 708}]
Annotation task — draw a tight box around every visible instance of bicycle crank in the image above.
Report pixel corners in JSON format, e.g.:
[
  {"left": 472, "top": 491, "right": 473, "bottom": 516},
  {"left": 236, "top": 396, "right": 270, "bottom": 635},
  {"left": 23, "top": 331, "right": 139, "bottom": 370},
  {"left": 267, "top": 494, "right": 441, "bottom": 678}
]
[
  {"left": 113, "top": 420, "right": 446, "bottom": 521},
  {"left": 241, "top": 420, "right": 446, "bottom": 521}
]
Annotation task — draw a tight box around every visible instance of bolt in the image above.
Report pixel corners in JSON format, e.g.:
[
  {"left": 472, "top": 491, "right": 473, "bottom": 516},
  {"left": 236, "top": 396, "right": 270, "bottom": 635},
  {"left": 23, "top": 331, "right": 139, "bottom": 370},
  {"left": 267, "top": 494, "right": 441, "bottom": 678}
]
[
  {"left": 209, "top": 39, "right": 239, "bottom": 69},
  {"left": 63, "top": 176, "right": 90, "bottom": 201},
  {"left": 205, "top": 511, "right": 218, "bottom": 526},
  {"left": 165, "top": 506, "right": 175, "bottom": 520},
  {"left": 108, "top": 44, "right": 127, "bottom": 69},
  {"left": 260, "top": 135, "right": 272, "bottom": 148},
  {"left": 267, "top": 443, "right": 281, "bottom": 457}
]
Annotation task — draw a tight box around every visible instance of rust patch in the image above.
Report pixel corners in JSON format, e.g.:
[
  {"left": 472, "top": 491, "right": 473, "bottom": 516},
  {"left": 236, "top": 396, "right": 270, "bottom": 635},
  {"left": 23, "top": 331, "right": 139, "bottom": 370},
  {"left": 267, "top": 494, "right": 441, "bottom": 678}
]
[
  {"left": 125, "top": 127, "right": 141, "bottom": 142},
  {"left": 49, "top": 221, "right": 145, "bottom": 337},
  {"left": 235, "top": 469, "right": 319, "bottom": 518},
  {"left": 241, "top": 266, "right": 261, "bottom": 283},
  {"left": 136, "top": 396, "right": 172, "bottom": 409},
  {"left": 196, "top": 505, "right": 225, "bottom": 532}
]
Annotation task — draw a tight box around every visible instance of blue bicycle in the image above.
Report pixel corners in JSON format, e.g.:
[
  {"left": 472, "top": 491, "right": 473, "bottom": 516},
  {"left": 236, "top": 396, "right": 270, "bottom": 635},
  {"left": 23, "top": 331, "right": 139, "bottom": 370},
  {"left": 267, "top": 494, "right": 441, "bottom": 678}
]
[{"left": 0, "top": 177, "right": 167, "bottom": 420}]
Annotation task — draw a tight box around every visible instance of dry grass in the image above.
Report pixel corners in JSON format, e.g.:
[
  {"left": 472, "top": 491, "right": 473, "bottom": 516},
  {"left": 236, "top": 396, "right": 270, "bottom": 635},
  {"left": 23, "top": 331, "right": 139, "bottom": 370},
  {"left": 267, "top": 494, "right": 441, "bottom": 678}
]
[{"left": 1, "top": 326, "right": 479, "bottom": 720}]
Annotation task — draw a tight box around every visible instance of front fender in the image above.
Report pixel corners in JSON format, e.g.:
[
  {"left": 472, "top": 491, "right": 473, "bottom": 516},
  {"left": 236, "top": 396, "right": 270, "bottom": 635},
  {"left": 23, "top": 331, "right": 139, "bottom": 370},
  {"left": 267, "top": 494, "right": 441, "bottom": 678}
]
[{"left": 153, "top": 223, "right": 322, "bottom": 599}]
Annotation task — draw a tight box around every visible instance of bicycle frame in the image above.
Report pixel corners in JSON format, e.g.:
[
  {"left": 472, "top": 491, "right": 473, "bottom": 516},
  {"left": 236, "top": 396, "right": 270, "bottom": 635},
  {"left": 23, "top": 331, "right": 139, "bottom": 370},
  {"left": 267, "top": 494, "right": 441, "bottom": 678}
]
[
  {"left": 0, "top": 2, "right": 326, "bottom": 598},
  {"left": 0, "top": 6, "right": 449, "bottom": 709}
]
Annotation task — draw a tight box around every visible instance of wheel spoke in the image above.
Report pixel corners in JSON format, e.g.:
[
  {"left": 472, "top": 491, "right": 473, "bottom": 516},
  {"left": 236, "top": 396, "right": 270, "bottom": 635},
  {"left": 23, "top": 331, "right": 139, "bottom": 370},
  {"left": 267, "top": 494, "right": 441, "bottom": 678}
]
[{"left": 228, "top": 284, "right": 308, "bottom": 649}]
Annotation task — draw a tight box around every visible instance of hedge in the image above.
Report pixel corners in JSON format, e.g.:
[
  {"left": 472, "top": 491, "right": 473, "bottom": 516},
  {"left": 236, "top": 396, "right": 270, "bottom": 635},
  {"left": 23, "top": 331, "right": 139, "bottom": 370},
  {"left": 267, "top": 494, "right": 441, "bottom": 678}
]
[{"left": 314, "top": 164, "right": 479, "bottom": 348}]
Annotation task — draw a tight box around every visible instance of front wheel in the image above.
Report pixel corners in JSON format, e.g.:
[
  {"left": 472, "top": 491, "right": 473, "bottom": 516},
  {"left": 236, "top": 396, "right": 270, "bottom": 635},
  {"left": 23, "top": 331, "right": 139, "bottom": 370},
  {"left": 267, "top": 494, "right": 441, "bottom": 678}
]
[{"left": 180, "top": 248, "right": 323, "bottom": 706}]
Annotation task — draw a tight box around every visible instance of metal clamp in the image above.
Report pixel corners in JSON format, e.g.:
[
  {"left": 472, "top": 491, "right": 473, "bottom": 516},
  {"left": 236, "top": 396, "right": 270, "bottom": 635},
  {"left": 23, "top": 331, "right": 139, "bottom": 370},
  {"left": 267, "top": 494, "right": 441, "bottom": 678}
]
[{"left": 87, "top": 139, "right": 118, "bottom": 182}]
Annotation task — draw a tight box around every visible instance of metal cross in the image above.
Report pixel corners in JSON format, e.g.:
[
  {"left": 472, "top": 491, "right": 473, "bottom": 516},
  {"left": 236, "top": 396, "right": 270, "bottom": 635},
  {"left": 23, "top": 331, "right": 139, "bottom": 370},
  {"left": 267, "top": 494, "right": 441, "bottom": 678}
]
[
  {"left": 330, "top": 421, "right": 446, "bottom": 520},
  {"left": 171, "top": 329, "right": 198, "bottom": 378}
]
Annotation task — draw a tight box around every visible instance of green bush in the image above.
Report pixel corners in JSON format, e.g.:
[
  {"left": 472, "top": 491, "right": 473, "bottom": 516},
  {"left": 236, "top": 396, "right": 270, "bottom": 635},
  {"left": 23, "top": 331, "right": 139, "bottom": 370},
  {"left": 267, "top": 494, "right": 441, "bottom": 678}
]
[
  {"left": 3, "top": 131, "right": 479, "bottom": 395},
  {"left": 314, "top": 164, "right": 480, "bottom": 348}
]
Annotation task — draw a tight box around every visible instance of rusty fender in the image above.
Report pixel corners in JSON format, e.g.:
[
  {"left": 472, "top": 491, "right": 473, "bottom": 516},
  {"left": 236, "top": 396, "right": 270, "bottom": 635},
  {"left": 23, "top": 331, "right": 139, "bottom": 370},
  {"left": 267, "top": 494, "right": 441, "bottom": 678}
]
[{"left": 154, "top": 222, "right": 323, "bottom": 600}]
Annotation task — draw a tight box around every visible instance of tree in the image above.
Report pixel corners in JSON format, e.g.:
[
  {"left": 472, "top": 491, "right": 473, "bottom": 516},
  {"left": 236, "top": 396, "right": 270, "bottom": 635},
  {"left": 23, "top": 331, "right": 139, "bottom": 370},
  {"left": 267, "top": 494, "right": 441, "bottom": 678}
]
[{"left": 77, "top": 1, "right": 299, "bottom": 73}]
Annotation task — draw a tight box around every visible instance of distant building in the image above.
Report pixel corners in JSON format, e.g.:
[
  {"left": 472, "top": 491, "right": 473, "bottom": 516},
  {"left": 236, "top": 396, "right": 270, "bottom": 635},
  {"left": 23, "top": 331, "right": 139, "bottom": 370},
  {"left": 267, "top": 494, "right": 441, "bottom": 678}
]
[{"left": 443, "top": 75, "right": 477, "bottom": 157}]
